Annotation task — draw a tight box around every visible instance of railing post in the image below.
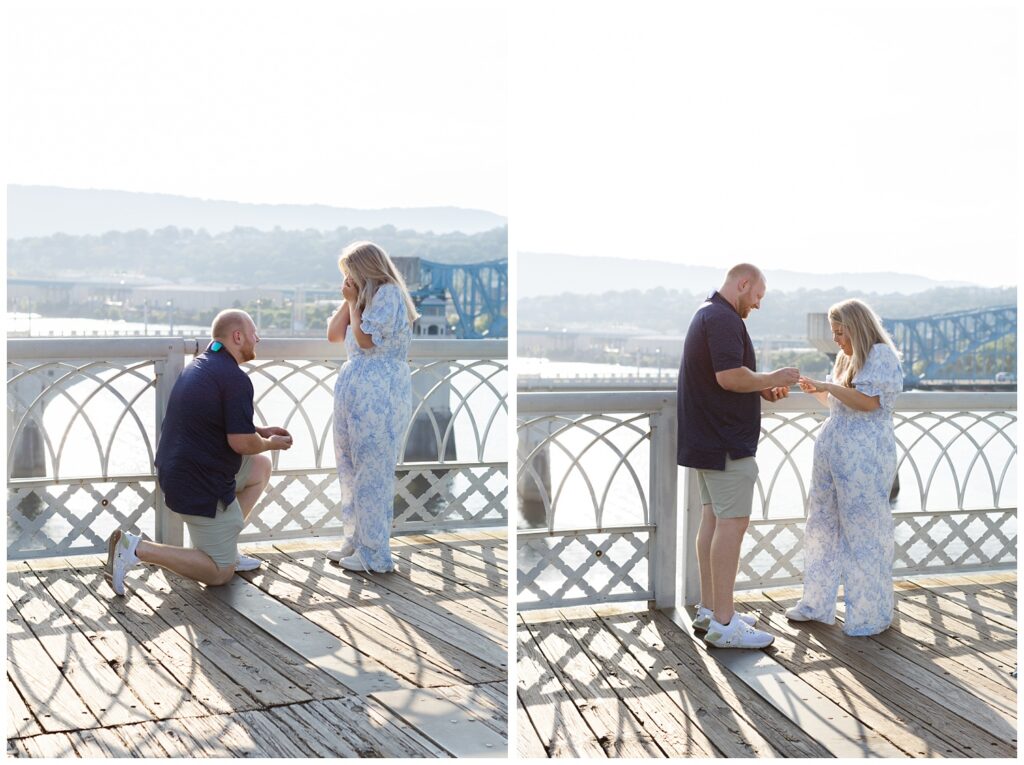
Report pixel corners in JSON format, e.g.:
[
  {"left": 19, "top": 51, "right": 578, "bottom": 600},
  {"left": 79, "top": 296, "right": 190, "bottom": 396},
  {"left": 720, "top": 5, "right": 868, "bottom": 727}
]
[
  {"left": 153, "top": 339, "right": 186, "bottom": 545},
  {"left": 651, "top": 402, "right": 681, "bottom": 610},
  {"left": 681, "top": 467, "right": 702, "bottom": 605}
]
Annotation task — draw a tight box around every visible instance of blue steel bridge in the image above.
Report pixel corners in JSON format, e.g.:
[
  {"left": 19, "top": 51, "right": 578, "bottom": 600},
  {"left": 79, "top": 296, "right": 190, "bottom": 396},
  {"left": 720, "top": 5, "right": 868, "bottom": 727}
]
[
  {"left": 416, "top": 258, "right": 507, "bottom": 339},
  {"left": 882, "top": 305, "right": 1016, "bottom": 389}
]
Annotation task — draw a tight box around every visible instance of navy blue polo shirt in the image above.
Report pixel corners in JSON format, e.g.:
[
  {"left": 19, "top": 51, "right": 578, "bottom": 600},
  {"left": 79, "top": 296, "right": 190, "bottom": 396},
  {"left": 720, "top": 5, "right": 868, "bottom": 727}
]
[
  {"left": 155, "top": 344, "right": 256, "bottom": 517},
  {"left": 676, "top": 291, "right": 760, "bottom": 470}
]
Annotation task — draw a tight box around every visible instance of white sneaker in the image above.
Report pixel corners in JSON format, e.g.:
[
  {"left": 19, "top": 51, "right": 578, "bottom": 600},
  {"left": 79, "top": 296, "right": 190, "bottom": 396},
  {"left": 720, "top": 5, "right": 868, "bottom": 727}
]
[
  {"left": 326, "top": 541, "right": 356, "bottom": 562},
  {"left": 234, "top": 554, "right": 262, "bottom": 572},
  {"left": 703, "top": 616, "right": 775, "bottom": 649},
  {"left": 693, "top": 606, "right": 758, "bottom": 633},
  {"left": 785, "top": 603, "right": 817, "bottom": 622},
  {"left": 334, "top": 554, "right": 371, "bottom": 572},
  {"left": 105, "top": 529, "right": 139, "bottom": 596}
]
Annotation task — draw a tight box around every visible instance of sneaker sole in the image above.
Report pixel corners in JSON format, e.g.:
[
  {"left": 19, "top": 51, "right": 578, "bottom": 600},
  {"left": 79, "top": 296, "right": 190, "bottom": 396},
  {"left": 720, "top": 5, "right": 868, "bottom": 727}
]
[{"left": 104, "top": 529, "right": 122, "bottom": 590}]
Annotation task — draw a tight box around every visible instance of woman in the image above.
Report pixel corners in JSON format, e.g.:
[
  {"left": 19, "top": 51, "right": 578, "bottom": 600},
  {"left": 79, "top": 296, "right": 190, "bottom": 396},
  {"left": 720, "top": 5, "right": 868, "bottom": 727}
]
[
  {"left": 787, "top": 298, "right": 904, "bottom": 635},
  {"left": 325, "top": 241, "right": 418, "bottom": 572}
]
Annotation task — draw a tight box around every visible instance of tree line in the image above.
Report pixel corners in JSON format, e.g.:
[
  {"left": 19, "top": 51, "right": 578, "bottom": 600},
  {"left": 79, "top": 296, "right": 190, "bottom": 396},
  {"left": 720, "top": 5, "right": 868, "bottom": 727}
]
[
  {"left": 519, "top": 284, "right": 1016, "bottom": 338},
  {"left": 7, "top": 225, "right": 508, "bottom": 287}
]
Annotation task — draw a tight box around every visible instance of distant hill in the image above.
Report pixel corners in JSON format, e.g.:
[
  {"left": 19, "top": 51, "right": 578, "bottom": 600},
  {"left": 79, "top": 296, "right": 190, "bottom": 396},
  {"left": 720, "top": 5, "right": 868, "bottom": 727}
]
[
  {"left": 519, "top": 252, "right": 974, "bottom": 297},
  {"left": 8, "top": 185, "right": 507, "bottom": 238}
]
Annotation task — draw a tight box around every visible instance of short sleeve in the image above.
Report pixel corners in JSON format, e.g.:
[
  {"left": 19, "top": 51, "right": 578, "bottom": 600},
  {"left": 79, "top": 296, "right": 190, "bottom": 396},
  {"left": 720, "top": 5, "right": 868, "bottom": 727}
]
[
  {"left": 360, "top": 284, "right": 402, "bottom": 346},
  {"left": 853, "top": 344, "right": 904, "bottom": 412},
  {"left": 223, "top": 373, "right": 256, "bottom": 434},
  {"left": 705, "top": 315, "right": 748, "bottom": 373}
]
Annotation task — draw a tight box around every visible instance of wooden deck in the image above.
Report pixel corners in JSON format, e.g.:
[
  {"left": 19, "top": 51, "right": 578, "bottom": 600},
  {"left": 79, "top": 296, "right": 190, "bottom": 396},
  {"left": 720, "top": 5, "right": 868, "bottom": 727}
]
[
  {"left": 518, "top": 571, "right": 1016, "bottom": 758},
  {"left": 7, "top": 530, "right": 508, "bottom": 758}
]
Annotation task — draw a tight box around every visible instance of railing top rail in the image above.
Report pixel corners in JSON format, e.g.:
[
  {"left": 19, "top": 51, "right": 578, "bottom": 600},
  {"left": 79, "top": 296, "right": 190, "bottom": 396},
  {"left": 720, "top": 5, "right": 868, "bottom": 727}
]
[
  {"left": 519, "top": 390, "right": 676, "bottom": 415},
  {"left": 6, "top": 337, "right": 193, "bottom": 360},
  {"left": 519, "top": 389, "right": 1017, "bottom": 415},
  {"left": 7, "top": 337, "right": 507, "bottom": 362}
]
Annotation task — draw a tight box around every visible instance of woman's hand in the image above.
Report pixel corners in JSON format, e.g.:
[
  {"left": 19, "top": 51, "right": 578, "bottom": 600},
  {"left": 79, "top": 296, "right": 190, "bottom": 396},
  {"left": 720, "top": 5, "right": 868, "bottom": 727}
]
[
  {"left": 342, "top": 277, "right": 358, "bottom": 303},
  {"left": 798, "top": 376, "right": 829, "bottom": 394}
]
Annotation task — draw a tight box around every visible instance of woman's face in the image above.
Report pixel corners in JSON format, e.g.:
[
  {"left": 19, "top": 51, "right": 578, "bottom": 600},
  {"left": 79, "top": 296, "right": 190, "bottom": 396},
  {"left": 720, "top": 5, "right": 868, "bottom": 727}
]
[{"left": 831, "top": 321, "right": 853, "bottom": 356}]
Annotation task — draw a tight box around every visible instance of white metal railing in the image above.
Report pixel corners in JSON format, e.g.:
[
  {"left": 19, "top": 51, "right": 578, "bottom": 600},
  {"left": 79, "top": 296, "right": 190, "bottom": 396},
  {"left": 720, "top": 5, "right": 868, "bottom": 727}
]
[
  {"left": 517, "top": 390, "right": 1017, "bottom": 610},
  {"left": 7, "top": 337, "right": 507, "bottom": 559}
]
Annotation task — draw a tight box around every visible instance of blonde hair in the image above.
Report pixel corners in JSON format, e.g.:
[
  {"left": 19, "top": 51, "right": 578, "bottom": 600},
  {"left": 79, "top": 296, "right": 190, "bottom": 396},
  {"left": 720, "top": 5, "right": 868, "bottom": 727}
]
[
  {"left": 829, "top": 298, "right": 898, "bottom": 387},
  {"left": 338, "top": 241, "right": 420, "bottom": 325}
]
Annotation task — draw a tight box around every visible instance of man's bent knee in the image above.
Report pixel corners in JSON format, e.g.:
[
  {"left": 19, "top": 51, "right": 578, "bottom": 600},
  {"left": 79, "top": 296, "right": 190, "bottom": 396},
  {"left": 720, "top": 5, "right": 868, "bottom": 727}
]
[
  {"left": 248, "top": 454, "right": 272, "bottom": 488},
  {"left": 211, "top": 565, "right": 236, "bottom": 586}
]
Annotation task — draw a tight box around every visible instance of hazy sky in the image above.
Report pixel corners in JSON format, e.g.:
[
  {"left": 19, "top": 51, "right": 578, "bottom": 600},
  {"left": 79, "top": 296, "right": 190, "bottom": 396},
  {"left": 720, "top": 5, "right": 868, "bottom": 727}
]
[
  {"left": 512, "top": 0, "right": 1018, "bottom": 287},
  {"left": 7, "top": 0, "right": 507, "bottom": 214}
]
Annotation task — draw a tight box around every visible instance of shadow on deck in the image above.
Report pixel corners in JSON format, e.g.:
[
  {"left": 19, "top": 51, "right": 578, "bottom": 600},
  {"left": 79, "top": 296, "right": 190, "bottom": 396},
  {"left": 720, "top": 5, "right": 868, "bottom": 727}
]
[
  {"left": 518, "top": 571, "right": 1016, "bottom": 758},
  {"left": 8, "top": 531, "right": 508, "bottom": 758}
]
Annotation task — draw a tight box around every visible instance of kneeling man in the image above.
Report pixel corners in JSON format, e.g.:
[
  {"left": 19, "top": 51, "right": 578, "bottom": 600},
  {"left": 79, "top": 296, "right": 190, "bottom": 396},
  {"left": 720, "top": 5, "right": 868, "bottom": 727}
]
[{"left": 106, "top": 309, "right": 292, "bottom": 595}]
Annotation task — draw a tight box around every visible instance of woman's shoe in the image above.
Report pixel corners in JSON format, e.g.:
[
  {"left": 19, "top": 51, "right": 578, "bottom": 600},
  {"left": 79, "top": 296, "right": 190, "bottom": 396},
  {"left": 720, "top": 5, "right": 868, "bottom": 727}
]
[
  {"left": 785, "top": 603, "right": 817, "bottom": 621},
  {"left": 326, "top": 542, "right": 356, "bottom": 562},
  {"left": 335, "top": 554, "right": 371, "bottom": 572}
]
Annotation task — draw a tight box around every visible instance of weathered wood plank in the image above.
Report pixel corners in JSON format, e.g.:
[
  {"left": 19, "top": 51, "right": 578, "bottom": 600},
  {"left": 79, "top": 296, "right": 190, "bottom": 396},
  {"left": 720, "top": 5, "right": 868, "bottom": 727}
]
[
  {"left": 315, "top": 696, "right": 451, "bottom": 757},
  {"left": 63, "top": 557, "right": 261, "bottom": 715},
  {"left": 371, "top": 687, "right": 508, "bottom": 757},
  {"left": 733, "top": 591, "right": 969, "bottom": 757},
  {"left": 6, "top": 602, "right": 98, "bottom": 733},
  {"left": 846, "top": 611, "right": 1016, "bottom": 714},
  {"left": 252, "top": 553, "right": 506, "bottom": 680},
  {"left": 327, "top": 554, "right": 506, "bottom": 643},
  {"left": 399, "top": 533, "right": 508, "bottom": 585},
  {"left": 428, "top": 682, "right": 509, "bottom": 735},
  {"left": 207, "top": 575, "right": 413, "bottom": 694},
  {"left": 180, "top": 711, "right": 269, "bottom": 757},
  {"left": 517, "top": 699, "right": 550, "bottom": 758},
  {"left": 909, "top": 577, "right": 1017, "bottom": 625},
  {"left": 425, "top": 529, "right": 510, "bottom": 566},
  {"left": 389, "top": 538, "right": 508, "bottom": 605},
  {"left": 517, "top": 620, "right": 605, "bottom": 759},
  {"left": 122, "top": 566, "right": 316, "bottom": 707},
  {"left": 892, "top": 583, "right": 1017, "bottom": 655},
  {"left": 558, "top": 609, "right": 716, "bottom": 757},
  {"left": 10, "top": 572, "right": 153, "bottom": 728},
  {"left": 276, "top": 544, "right": 506, "bottom": 639},
  {"left": 524, "top": 613, "right": 665, "bottom": 757},
  {"left": 6, "top": 676, "right": 41, "bottom": 739},
  {"left": 757, "top": 590, "right": 1017, "bottom": 753},
  {"left": 595, "top": 609, "right": 788, "bottom": 757},
  {"left": 32, "top": 566, "right": 211, "bottom": 721},
  {"left": 17, "top": 732, "right": 77, "bottom": 758},
  {"left": 67, "top": 726, "right": 135, "bottom": 758},
  {"left": 150, "top": 568, "right": 347, "bottom": 701}
]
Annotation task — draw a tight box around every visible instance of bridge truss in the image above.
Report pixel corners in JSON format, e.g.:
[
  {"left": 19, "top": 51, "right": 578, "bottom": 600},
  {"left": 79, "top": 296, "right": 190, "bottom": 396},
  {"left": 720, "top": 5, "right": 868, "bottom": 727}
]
[
  {"left": 883, "top": 305, "right": 1016, "bottom": 387},
  {"left": 416, "top": 259, "right": 507, "bottom": 339}
]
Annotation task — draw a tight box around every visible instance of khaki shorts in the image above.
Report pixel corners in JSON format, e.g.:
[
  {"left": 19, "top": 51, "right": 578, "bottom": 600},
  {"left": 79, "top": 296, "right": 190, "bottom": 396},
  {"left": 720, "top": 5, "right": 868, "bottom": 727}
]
[
  {"left": 178, "top": 456, "right": 253, "bottom": 568},
  {"left": 697, "top": 456, "right": 758, "bottom": 519}
]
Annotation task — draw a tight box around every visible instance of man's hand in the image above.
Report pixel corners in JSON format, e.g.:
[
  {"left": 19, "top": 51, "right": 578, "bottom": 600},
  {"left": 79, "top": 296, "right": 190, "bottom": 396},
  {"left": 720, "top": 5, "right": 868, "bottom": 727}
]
[
  {"left": 770, "top": 367, "right": 800, "bottom": 387},
  {"left": 760, "top": 386, "right": 790, "bottom": 402},
  {"left": 268, "top": 434, "right": 293, "bottom": 450},
  {"left": 257, "top": 425, "right": 291, "bottom": 439}
]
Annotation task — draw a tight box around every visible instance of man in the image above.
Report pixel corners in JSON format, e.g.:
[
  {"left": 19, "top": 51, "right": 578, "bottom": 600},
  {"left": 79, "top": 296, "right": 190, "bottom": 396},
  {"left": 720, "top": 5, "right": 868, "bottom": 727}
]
[
  {"left": 105, "top": 309, "right": 292, "bottom": 595},
  {"left": 676, "top": 264, "right": 799, "bottom": 648}
]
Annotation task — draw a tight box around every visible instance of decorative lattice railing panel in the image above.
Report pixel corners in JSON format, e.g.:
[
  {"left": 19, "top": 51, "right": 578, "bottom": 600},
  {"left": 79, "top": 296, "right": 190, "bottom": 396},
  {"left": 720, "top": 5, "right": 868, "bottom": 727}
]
[
  {"left": 7, "top": 338, "right": 507, "bottom": 559},
  {"left": 517, "top": 530, "right": 653, "bottom": 609},
  {"left": 517, "top": 392, "right": 676, "bottom": 610},
  {"left": 517, "top": 390, "right": 1016, "bottom": 608}
]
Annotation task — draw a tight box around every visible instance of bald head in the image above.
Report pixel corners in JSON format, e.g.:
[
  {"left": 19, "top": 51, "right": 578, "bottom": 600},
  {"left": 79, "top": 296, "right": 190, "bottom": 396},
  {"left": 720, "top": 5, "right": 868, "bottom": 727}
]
[
  {"left": 210, "top": 309, "right": 260, "bottom": 363},
  {"left": 211, "top": 309, "right": 253, "bottom": 341},
  {"left": 719, "top": 263, "right": 766, "bottom": 319},
  {"left": 724, "top": 263, "right": 765, "bottom": 287}
]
